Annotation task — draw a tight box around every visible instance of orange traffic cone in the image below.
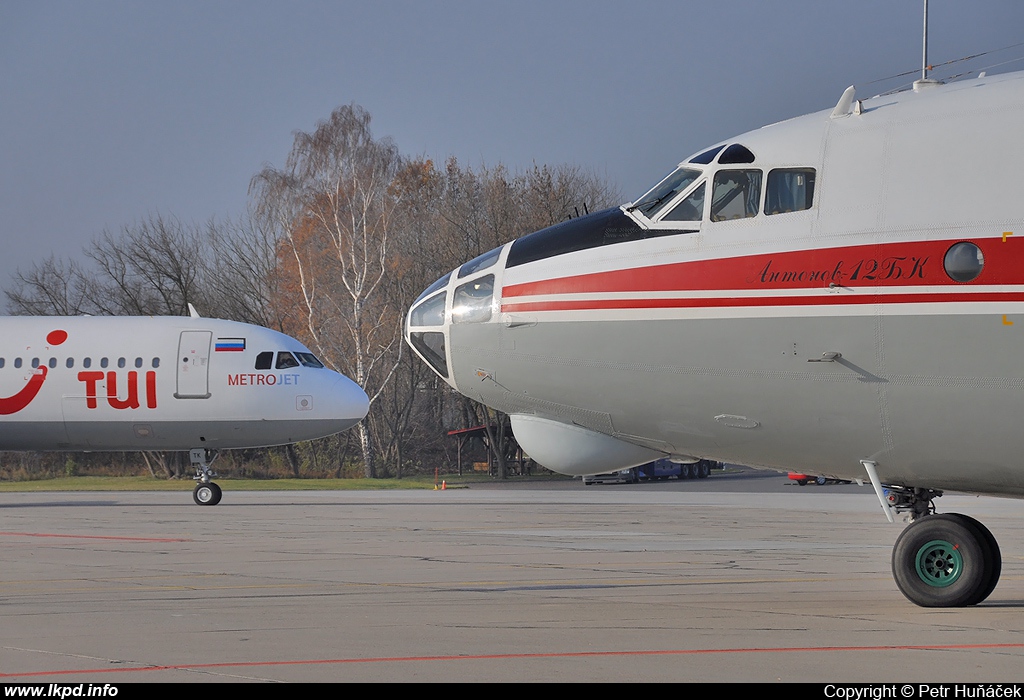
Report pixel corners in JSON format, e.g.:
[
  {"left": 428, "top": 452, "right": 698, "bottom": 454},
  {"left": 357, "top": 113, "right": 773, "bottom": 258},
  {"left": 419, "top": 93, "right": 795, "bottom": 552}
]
[{"left": 441, "top": 480, "right": 447, "bottom": 490}]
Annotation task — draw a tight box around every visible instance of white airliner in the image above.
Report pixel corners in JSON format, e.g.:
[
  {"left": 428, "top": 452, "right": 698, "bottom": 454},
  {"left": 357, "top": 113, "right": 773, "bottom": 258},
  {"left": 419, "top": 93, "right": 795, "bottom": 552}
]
[
  {"left": 0, "top": 315, "right": 369, "bottom": 505},
  {"left": 406, "top": 69, "right": 1024, "bottom": 607}
]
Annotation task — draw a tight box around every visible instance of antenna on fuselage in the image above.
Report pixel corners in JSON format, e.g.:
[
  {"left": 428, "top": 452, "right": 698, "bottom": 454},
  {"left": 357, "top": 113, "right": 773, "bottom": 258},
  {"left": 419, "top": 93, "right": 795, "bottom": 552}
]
[
  {"left": 922, "top": 0, "right": 929, "bottom": 81},
  {"left": 188, "top": 303, "right": 201, "bottom": 318},
  {"left": 914, "top": 0, "right": 942, "bottom": 91}
]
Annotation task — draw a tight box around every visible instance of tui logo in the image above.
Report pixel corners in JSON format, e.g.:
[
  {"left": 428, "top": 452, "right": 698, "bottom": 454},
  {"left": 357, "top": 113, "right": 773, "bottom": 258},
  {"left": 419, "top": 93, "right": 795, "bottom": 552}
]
[{"left": 0, "top": 329, "right": 66, "bottom": 415}]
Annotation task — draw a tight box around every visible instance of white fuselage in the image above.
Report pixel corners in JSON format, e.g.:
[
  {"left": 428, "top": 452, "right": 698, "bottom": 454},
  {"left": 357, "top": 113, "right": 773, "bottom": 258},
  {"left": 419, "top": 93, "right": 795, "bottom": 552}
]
[
  {"left": 407, "top": 71, "right": 1024, "bottom": 498},
  {"left": 0, "top": 316, "right": 368, "bottom": 451}
]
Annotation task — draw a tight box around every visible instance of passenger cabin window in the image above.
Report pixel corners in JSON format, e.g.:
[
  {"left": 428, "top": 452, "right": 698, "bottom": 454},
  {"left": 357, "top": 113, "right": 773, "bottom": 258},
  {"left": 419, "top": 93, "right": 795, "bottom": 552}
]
[
  {"left": 255, "top": 351, "right": 274, "bottom": 370},
  {"left": 662, "top": 182, "right": 706, "bottom": 222},
  {"left": 765, "top": 168, "right": 816, "bottom": 214},
  {"left": 711, "top": 170, "right": 762, "bottom": 221}
]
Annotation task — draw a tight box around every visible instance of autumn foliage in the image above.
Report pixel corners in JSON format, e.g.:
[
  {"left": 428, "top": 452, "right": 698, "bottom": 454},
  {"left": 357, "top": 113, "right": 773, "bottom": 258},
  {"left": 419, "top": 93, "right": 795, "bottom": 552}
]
[{"left": 5, "top": 103, "right": 619, "bottom": 479}]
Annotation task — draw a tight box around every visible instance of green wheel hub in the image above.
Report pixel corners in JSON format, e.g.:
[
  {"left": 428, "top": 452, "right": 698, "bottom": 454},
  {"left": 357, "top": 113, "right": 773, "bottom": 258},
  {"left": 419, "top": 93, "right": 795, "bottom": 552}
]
[{"left": 915, "top": 539, "right": 963, "bottom": 587}]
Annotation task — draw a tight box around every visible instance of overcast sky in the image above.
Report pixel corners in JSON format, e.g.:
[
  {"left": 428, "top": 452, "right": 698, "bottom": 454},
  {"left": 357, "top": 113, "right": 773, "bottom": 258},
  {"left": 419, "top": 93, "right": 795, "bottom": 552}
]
[{"left": 3, "top": 1, "right": 1024, "bottom": 301}]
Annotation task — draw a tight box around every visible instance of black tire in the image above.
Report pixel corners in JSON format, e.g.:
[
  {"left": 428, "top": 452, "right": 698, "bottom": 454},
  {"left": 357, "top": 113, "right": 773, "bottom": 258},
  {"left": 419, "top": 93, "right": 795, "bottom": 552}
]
[
  {"left": 891, "top": 514, "right": 990, "bottom": 607},
  {"left": 680, "top": 464, "right": 692, "bottom": 479},
  {"left": 193, "top": 482, "right": 222, "bottom": 506},
  {"left": 815, "top": 476, "right": 828, "bottom": 485},
  {"left": 948, "top": 513, "right": 1001, "bottom": 605},
  {"left": 697, "top": 461, "right": 710, "bottom": 479},
  {"left": 796, "top": 479, "right": 807, "bottom": 486}
]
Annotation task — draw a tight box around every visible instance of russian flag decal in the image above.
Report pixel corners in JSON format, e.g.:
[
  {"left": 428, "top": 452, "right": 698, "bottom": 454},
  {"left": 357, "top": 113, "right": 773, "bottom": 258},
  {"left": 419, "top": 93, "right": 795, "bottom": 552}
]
[{"left": 215, "top": 337, "right": 246, "bottom": 352}]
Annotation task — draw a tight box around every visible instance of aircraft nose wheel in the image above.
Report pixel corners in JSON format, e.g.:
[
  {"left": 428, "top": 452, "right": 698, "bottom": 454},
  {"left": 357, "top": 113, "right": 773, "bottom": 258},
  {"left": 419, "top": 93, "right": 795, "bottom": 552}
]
[
  {"left": 891, "top": 513, "right": 1000, "bottom": 607},
  {"left": 193, "top": 482, "right": 222, "bottom": 506}
]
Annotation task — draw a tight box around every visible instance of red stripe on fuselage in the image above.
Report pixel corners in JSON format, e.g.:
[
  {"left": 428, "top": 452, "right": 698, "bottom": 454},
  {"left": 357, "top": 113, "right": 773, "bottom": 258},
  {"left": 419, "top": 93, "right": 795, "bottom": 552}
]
[
  {"left": 502, "top": 238, "right": 1022, "bottom": 299},
  {"left": 501, "top": 291, "right": 1024, "bottom": 313}
]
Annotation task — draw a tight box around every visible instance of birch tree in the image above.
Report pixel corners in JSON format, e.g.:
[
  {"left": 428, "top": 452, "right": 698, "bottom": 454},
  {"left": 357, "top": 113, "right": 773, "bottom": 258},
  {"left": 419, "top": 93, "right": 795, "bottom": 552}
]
[{"left": 251, "top": 104, "right": 406, "bottom": 478}]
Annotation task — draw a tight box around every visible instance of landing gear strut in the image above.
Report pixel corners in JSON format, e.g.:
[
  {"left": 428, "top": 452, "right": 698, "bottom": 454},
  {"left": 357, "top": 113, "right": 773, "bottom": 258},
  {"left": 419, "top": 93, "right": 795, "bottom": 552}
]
[
  {"left": 886, "top": 487, "right": 1001, "bottom": 607},
  {"left": 191, "top": 448, "right": 222, "bottom": 506}
]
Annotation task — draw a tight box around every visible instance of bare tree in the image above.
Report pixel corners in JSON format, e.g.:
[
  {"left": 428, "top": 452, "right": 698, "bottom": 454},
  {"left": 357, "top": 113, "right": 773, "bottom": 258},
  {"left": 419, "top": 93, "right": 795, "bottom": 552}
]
[
  {"left": 6, "top": 256, "right": 94, "bottom": 316},
  {"left": 85, "top": 216, "right": 208, "bottom": 316},
  {"left": 206, "top": 212, "right": 290, "bottom": 328}
]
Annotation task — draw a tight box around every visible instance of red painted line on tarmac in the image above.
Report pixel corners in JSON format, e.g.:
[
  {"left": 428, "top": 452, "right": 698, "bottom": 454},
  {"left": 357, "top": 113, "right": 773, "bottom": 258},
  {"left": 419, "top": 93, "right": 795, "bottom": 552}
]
[
  {"left": 5, "top": 643, "right": 1024, "bottom": 678},
  {"left": 0, "top": 532, "right": 191, "bottom": 543}
]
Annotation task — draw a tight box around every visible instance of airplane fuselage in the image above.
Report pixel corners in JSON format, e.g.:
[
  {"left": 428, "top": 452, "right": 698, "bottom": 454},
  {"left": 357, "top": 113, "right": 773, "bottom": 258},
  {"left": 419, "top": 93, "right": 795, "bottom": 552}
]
[
  {"left": 408, "top": 70, "right": 1024, "bottom": 499},
  {"left": 0, "top": 316, "right": 368, "bottom": 452}
]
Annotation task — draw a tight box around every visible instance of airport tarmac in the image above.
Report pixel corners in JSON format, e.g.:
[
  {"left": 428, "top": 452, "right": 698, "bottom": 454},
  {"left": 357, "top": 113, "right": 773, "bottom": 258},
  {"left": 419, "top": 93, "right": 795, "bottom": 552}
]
[{"left": 2, "top": 470, "right": 1024, "bottom": 683}]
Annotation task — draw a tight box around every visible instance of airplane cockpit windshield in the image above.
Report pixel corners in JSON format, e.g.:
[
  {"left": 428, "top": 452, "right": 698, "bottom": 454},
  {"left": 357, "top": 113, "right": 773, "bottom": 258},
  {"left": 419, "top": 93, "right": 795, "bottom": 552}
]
[
  {"left": 629, "top": 167, "right": 702, "bottom": 219},
  {"left": 254, "top": 351, "right": 326, "bottom": 370},
  {"left": 627, "top": 142, "right": 816, "bottom": 225}
]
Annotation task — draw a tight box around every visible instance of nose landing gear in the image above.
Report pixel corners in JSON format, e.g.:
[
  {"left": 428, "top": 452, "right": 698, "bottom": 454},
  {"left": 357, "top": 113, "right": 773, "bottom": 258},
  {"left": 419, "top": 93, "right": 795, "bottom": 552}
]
[
  {"left": 193, "top": 481, "right": 222, "bottom": 506},
  {"left": 190, "top": 448, "right": 222, "bottom": 506}
]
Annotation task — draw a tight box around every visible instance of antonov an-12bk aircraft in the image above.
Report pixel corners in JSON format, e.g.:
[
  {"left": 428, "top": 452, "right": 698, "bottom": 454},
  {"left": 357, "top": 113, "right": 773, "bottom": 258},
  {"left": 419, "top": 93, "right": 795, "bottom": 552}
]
[
  {"left": 407, "top": 69, "right": 1024, "bottom": 607},
  {"left": 0, "top": 314, "right": 369, "bottom": 505}
]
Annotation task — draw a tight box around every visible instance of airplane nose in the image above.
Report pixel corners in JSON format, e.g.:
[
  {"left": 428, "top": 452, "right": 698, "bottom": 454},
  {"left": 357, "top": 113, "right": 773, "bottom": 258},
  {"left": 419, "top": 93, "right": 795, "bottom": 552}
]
[
  {"left": 329, "top": 374, "right": 370, "bottom": 432},
  {"left": 405, "top": 244, "right": 510, "bottom": 388}
]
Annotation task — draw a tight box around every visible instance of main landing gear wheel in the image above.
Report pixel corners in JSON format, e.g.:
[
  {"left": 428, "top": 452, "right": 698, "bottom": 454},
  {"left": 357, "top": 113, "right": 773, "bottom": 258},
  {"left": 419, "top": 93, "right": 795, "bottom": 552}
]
[
  {"left": 891, "top": 513, "right": 1000, "bottom": 607},
  {"left": 950, "top": 513, "right": 1001, "bottom": 604},
  {"left": 193, "top": 482, "right": 222, "bottom": 506}
]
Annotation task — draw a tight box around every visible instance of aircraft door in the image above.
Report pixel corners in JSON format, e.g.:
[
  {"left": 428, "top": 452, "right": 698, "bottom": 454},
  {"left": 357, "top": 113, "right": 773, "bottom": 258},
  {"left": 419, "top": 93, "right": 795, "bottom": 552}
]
[{"left": 176, "top": 331, "right": 212, "bottom": 399}]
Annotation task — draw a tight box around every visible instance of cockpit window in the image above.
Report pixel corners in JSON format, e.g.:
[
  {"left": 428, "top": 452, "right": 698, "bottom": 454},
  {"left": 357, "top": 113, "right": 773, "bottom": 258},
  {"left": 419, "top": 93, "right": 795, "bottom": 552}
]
[
  {"left": 689, "top": 145, "right": 725, "bottom": 165},
  {"left": 410, "top": 291, "right": 446, "bottom": 327},
  {"left": 662, "top": 182, "right": 705, "bottom": 222},
  {"left": 452, "top": 275, "right": 495, "bottom": 324},
  {"left": 413, "top": 272, "right": 450, "bottom": 305},
  {"left": 629, "top": 167, "right": 702, "bottom": 219},
  {"left": 295, "top": 352, "right": 325, "bottom": 368},
  {"left": 276, "top": 352, "right": 300, "bottom": 369},
  {"left": 765, "top": 168, "right": 816, "bottom": 214},
  {"left": 255, "top": 351, "right": 273, "bottom": 370},
  {"left": 409, "top": 331, "right": 448, "bottom": 378},
  {"left": 718, "top": 144, "right": 756, "bottom": 164},
  {"left": 711, "top": 170, "right": 762, "bottom": 221},
  {"left": 458, "top": 247, "right": 502, "bottom": 279}
]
